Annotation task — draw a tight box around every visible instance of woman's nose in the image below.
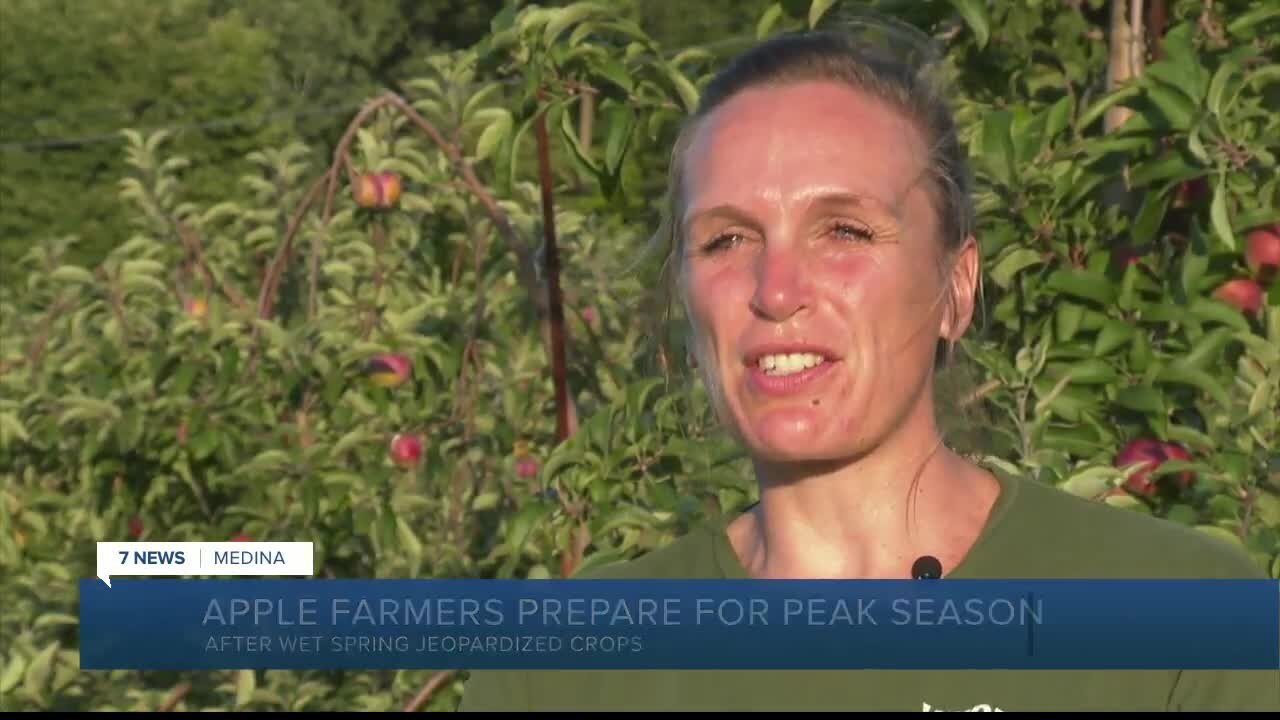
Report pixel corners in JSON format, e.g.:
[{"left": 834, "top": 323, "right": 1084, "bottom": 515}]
[{"left": 749, "top": 247, "right": 812, "bottom": 322}]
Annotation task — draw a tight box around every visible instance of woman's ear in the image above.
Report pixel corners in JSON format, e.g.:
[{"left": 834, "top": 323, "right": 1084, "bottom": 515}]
[{"left": 939, "top": 235, "right": 980, "bottom": 341}]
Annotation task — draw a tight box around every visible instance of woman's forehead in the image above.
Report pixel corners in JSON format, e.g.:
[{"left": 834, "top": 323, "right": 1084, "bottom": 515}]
[{"left": 682, "top": 80, "right": 929, "bottom": 215}]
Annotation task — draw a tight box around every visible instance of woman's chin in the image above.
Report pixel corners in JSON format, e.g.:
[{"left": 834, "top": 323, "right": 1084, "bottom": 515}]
[{"left": 740, "top": 409, "right": 854, "bottom": 463}]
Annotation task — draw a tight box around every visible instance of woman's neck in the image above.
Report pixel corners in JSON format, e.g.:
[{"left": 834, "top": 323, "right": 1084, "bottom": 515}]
[{"left": 726, "top": 410, "right": 1001, "bottom": 580}]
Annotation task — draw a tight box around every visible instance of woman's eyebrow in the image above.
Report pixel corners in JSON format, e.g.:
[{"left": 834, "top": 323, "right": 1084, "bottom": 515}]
[
  {"left": 683, "top": 204, "right": 759, "bottom": 233},
  {"left": 682, "top": 191, "right": 901, "bottom": 234},
  {"left": 806, "top": 191, "right": 896, "bottom": 215}
]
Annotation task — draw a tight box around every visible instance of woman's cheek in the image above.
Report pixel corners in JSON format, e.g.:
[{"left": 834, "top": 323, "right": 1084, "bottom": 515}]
[{"left": 825, "top": 251, "right": 880, "bottom": 309}]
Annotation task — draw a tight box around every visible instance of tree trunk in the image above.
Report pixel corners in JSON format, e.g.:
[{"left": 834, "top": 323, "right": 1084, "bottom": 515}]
[
  {"left": 578, "top": 90, "right": 595, "bottom": 152},
  {"left": 1105, "top": 0, "right": 1144, "bottom": 133}
]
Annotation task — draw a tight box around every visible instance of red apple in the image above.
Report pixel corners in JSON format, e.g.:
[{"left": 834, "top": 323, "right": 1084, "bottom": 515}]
[
  {"left": 1173, "top": 177, "right": 1208, "bottom": 207},
  {"left": 364, "top": 353, "right": 411, "bottom": 388},
  {"left": 1214, "top": 277, "right": 1264, "bottom": 316},
  {"left": 353, "top": 174, "right": 381, "bottom": 208},
  {"left": 581, "top": 306, "right": 597, "bottom": 324},
  {"left": 231, "top": 533, "right": 253, "bottom": 542},
  {"left": 1114, "top": 438, "right": 1194, "bottom": 496},
  {"left": 352, "top": 172, "right": 402, "bottom": 209},
  {"left": 176, "top": 422, "right": 189, "bottom": 445},
  {"left": 389, "top": 433, "right": 423, "bottom": 467},
  {"left": 1159, "top": 442, "right": 1195, "bottom": 489},
  {"left": 186, "top": 297, "right": 208, "bottom": 319},
  {"left": 515, "top": 457, "right": 540, "bottom": 479},
  {"left": 128, "top": 515, "right": 144, "bottom": 538},
  {"left": 377, "top": 172, "right": 401, "bottom": 208},
  {"left": 1245, "top": 225, "right": 1280, "bottom": 282}
]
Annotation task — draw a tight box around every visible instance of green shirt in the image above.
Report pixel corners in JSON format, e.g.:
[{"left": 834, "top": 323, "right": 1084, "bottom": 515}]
[{"left": 458, "top": 470, "right": 1280, "bottom": 711}]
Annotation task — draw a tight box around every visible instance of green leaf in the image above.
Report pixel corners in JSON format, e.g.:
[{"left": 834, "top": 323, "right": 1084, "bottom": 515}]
[
  {"left": 1094, "top": 320, "right": 1135, "bottom": 356},
  {"left": 242, "top": 450, "right": 292, "bottom": 475},
  {"left": 332, "top": 429, "right": 370, "bottom": 458},
  {"left": 559, "top": 101, "right": 599, "bottom": 174},
  {"left": 1210, "top": 174, "right": 1235, "bottom": 250},
  {"left": 1045, "top": 269, "right": 1116, "bottom": 306},
  {"left": 1239, "top": 64, "right": 1280, "bottom": 101},
  {"left": 508, "top": 114, "right": 538, "bottom": 191},
  {"left": 981, "top": 110, "right": 1015, "bottom": 186},
  {"left": 1042, "top": 95, "right": 1072, "bottom": 148},
  {"left": 397, "top": 516, "right": 424, "bottom": 563},
  {"left": 1129, "top": 149, "right": 1198, "bottom": 188},
  {"left": 190, "top": 428, "right": 220, "bottom": 460},
  {"left": 595, "top": 56, "right": 633, "bottom": 94},
  {"left": 1154, "top": 364, "right": 1231, "bottom": 408},
  {"left": 253, "top": 319, "right": 293, "bottom": 350},
  {"left": 1144, "top": 82, "right": 1196, "bottom": 129},
  {"left": 1226, "top": 6, "right": 1280, "bottom": 35},
  {"left": 172, "top": 362, "right": 197, "bottom": 396},
  {"left": 603, "top": 104, "right": 636, "bottom": 176},
  {"left": 474, "top": 109, "right": 513, "bottom": 162},
  {"left": 948, "top": 0, "right": 990, "bottom": 49},
  {"left": 50, "top": 265, "right": 97, "bottom": 285},
  {"left": 1052, "top": 358, "right": 1117, "bottom": 385},
  {"left": 990, "top": 247, "right": 1043, "bottom": 288},
  {"left": 1207, "top": 59, "right": 1240, "bottom": 116},
  {"left": 0, "top": 653, "right": 25, "bottom": 694},
  {"left": 1115, "top": 385, "right": 1165, "bottom": 414},
  {"left": 1153, "top": 24, "right": 1209, "bottom": 100},
  {"left": 1177, "top": 326, "right": 1237, "bottom": 371},
  {"left": 1129, "top": 329, "right": 1154, "bottom": 372},
  {"left": 387, "top": 301, "right": 433, "bottom": 334},
  {"left": 22, "top": 642, "right": 56, "bottom": 698},
  {"left": 33, "top": 613, "right": 78, "bottom": 629},
  {"left": 756, "top": 2, "right": 785, "bottom": 39},
  {"left": 1131, "top": 191, "right": 1169, "bottom": 244},
  {"left": 1194, "top": 525, "right": 1245, "bottom": 549},
  {"left": 1117, "top": 262, "right": 1140, "bottom": 312},
  {"left": 235, "top": 668, "right": 255, "bottom": 708},
  {"left": 378, "top": 510, "right": 398, "bottom": 552},
  {"left": 471, "top": 491, "right": 501, "bottom": 511},
  {"left": 114, "top": 408, "right": 144, "bottom": 452},
  {"left": 662, "top": 63, "right": 700, "bottom": 113},
  {"left": 0, "top": 412, "right": 30, "bottom": 444},
  {"left": 544, "top": 2, "right": 609, "bottom": 45},
  {"left": 1248, "top": 378, "right": 1274, "bottom": 419},
  {"left": 1055, "top": 302, "right": 1085, "bottom": 342},
  {"left": 1078, "top": 86, "right": 1141, "bottom": 131},
  {"left": 1180, "top": 251, "right": 1210, "bottom": 297},
  {"left": 809, "top": 0, "right": 837, "bottom": 28},
  {"left": 501, "top": 500, "right": 554, "bottom": 575},
  {"left": 460, "top": 82, "right": 499, "bottom": 122},
  {"left": 1061, "top": 464, "right": 1123, "bottom": 498}
]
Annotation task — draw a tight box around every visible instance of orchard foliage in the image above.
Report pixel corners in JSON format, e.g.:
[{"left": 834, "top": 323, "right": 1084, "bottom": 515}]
[{"left": 2, "top": 0, "right": 1278, "bottom": 711}]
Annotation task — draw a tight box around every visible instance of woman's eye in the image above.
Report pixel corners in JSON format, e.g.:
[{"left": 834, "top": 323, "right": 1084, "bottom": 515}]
[
  {"left": 701, "top": 232, "right": 744, "bottom": 254},
  {"left": 830, "top": 222, "right": 875, "bottom": 242}
]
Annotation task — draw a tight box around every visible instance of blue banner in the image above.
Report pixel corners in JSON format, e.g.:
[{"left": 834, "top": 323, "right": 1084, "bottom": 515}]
[{"left": 78, "top": 579, "right": 1280, "bottom": 670}]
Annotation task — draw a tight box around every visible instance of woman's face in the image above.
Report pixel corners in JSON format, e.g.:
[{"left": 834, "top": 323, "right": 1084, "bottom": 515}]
[{"left": 679, "top": 80, "right": 967, "bottom": 464}]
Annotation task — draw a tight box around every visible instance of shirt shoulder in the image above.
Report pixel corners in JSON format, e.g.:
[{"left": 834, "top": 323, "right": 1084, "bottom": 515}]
[{"left": 977, "top": 471, "right": 1267, "bottom": 579}]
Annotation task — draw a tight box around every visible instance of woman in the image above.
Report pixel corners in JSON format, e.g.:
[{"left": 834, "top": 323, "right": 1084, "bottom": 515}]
[{"left": 460, "top": 24, "right": 1277, "bottom": 711}]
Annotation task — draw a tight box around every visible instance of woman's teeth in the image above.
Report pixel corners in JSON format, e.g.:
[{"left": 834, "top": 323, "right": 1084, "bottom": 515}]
[{"left": 757, "top": 352, "right": 826, "bottom": 376}]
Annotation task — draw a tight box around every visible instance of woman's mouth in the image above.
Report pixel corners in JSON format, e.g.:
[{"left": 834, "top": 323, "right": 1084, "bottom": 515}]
[
  {"left": 745, "top": 351, "right": 840, "bottom": 396},
  {"left": 754, "top": 352, "right": 828, "bottom": 376}
]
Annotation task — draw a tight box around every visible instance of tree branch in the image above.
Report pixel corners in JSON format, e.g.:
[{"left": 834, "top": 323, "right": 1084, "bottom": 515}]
[
  {"left": 157, "top": 681, "right": 191, "bottom": 711},
  {"left": 402, "top": 670, "right": 455, "bottom": 712},
  {"left": 175, "top": 221, "right": 248, "bottom": 310}
]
